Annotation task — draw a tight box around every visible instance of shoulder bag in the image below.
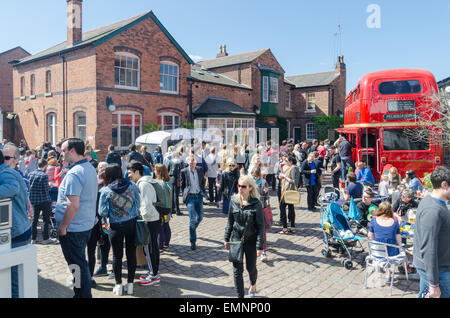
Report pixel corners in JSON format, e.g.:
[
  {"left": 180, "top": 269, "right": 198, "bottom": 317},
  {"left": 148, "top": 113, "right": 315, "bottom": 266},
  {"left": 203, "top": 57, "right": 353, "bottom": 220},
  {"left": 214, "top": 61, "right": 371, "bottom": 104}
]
[
  {"left": 135, "top": 217, "right": 150, "bottom": 246},
  {"left": 282, "top": 167, "right": 301, "bottom": 205},
  {"left": 228, "top": 209, "right": 248, "bottom": 263}
]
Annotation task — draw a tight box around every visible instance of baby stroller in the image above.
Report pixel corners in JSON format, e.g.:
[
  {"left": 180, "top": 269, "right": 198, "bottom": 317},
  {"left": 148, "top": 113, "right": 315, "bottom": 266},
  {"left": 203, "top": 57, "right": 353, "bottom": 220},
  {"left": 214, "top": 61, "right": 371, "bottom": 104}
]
[
  {"left": 318, "top": 186, "right": 345, "bottom": 211},
  {"left": 320, "top": 202, "right": 365, "bottom": 269},
  {"left": 49, "top": 204, "right": 58, "bottom": 239}
]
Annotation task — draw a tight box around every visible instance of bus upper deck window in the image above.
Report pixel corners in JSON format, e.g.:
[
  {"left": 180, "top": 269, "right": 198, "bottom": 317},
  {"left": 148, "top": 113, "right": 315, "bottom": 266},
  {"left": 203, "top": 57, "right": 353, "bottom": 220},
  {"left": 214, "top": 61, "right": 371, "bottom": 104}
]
[{"left": 379, "top": 80, "right": 422, "bottom": 95}]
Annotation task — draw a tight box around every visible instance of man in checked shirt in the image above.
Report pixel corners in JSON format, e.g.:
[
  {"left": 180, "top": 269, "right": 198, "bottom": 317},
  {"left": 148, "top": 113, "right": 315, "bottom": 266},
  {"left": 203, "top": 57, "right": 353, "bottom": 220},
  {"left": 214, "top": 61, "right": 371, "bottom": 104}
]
[{"left": 29, "top": 158, "right": 56, "bottom": 244}]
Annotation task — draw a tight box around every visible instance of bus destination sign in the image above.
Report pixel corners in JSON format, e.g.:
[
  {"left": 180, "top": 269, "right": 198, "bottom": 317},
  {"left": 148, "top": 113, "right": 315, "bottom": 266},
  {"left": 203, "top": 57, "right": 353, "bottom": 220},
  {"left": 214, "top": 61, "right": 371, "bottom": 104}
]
[
  {"left": 387, "top": 100, "right": 416, "bottom": 112},
  {"left": 384, "top": 113, "right": 420, "bottom": 120}
]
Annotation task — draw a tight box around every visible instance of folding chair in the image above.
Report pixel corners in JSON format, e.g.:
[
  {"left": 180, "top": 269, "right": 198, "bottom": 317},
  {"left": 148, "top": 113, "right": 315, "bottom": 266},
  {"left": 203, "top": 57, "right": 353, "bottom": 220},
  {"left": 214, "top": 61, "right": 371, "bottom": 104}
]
[{"left": 364, "top": 240, "right": 408, "bottom": 295}]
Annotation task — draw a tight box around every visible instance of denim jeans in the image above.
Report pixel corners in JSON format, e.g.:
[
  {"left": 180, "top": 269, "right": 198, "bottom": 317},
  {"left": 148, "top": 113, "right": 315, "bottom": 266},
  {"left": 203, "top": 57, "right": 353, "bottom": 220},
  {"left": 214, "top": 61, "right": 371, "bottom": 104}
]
[
  {"left": 416, "top": 267, "right": 450, "bottom": 298},
  {"left": 11, "top": 228, "right": 31, "bottom": 298},
  {"left": 59, "top": 229, "right": 92, "bottom": 298},
  {"left": 186, "top": 194, "right": 203, "bottom": 244}
]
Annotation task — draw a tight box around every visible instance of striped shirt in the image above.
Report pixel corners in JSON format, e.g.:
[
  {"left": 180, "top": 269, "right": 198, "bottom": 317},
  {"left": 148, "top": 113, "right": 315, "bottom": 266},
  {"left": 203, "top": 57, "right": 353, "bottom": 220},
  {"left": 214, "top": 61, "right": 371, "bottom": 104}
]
[{"left": 28, "top": 169, "right": 51, "bottom": 205}]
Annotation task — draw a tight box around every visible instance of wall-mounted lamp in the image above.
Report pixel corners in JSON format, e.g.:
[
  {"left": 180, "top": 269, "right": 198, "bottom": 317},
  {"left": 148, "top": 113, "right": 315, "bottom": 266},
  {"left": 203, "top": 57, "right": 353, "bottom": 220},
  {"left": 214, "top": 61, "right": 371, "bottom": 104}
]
[
  {"left": 253, "top": 105, "right": 260, "bottom": 115},
  {"left": 106, "top": 97, "right": 116, "bottom": 112},
  {"left": 6, "top": 113, "right": 18, "bottom": 120}
]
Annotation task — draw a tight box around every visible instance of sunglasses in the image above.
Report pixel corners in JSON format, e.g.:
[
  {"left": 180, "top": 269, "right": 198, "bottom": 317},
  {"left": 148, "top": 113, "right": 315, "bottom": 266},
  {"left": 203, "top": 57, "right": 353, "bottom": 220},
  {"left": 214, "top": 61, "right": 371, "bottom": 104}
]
[
  {"left": 4, "top": 156, "right": 15, "bottom": 160},
  {"left": 238, "top": 184, "right": 248, "bottom": 189}
]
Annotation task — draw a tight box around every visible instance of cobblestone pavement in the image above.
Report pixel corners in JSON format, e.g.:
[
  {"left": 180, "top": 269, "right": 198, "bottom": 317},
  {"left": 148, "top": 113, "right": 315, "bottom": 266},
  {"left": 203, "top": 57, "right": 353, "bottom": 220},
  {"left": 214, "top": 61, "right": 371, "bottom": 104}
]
[{"left": 36, "top": 173, "right": 420, "bottom": 298}]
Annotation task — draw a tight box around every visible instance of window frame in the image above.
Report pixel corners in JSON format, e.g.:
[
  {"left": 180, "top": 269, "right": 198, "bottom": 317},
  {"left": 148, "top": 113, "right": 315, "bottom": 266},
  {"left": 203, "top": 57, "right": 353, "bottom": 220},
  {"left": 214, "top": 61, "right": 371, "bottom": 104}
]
[
  {"left": 114, "top": 52, "right": 140, "bottom": 91},
  {"left": 45, "top": 71, "right": 52, "bottom": 94},
  {"left": 74, "top": 111, "right": 87, "bottom": 140},
  {"left": 285, "top": 89, "right": 291, "bottom": 110},
  {"left": 159, "top": 61, "right": 179, "bottom": 94},
  {"left": 269, "top": 77, "right": 278, "bottom": 103},
  {"left": 47, "top": 112, "right": 57, "bottom": 146},
  {"left": 262, "top": 76, "right": 269, "bottom": 103},
  {"left": 30, "top": 74, "right": 36, "bottom": 96},
  {"left": 306, "top": 92, "right": 316, "bottom": 112},
  {"left": 306, "top": 122, "right": 315, "bottom": 141},
  {"left": 20, "top": 76, "right": 25, "bottom": 97},
  {"left": 112, "top": 111, "right": 142, "bottom": 151},
  {"left": 158, "top": 112, "right": 181, "bottom": 130}
]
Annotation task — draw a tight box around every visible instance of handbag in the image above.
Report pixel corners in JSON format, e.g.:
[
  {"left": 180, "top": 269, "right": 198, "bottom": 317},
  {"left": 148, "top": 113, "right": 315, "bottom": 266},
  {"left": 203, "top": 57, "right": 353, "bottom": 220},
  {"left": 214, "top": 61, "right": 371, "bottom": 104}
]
[
  {"left": 284, "top": 190, "right": 301, "bottom": 205},
  {"left": 282, "top": 167, "right": 301, "bottom": 205},
  {"left": 228, "top": 240, "right": 244, "bottom": 263},
  {"left": 135, "top": 217, "right": 150, "bottom": 246},
  {"left": 228, "top": 215, "right": 248, "bottom": 263},
  {"left": 263, "top": 205, "right": 273, "bottom": 230}
]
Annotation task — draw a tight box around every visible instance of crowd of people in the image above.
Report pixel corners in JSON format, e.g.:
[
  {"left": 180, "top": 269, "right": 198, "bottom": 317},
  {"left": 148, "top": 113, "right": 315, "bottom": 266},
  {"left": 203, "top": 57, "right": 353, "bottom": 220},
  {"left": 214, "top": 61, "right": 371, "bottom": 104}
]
[{"left": 0, "top": 134, "right": 448, "bottom": 299}]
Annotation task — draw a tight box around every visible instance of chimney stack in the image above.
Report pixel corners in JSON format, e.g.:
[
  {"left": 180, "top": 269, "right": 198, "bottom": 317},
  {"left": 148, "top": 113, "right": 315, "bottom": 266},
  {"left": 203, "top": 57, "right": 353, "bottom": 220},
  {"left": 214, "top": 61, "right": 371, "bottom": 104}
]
[
  {"left": 216, "top": 44, "right": 229, "bottom": 58},
  {"left": 67, "top": 0, "right": 83, "bottom": 46}
]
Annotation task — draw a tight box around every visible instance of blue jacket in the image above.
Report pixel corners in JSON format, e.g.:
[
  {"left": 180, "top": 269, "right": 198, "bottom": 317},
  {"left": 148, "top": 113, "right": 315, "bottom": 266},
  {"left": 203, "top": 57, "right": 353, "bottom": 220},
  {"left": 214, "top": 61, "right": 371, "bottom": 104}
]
[
  {"left": 357, "top": 167, "right": 375, "bottom": 184},
  {"left": 0, "top": 163, "right": 31, "bottom": 238},
  {"left": 98, "top": 179, "right": 140, "bottom": 224},
  {"left": 152, "top": 151, "right": 163, "bottom": 165}
]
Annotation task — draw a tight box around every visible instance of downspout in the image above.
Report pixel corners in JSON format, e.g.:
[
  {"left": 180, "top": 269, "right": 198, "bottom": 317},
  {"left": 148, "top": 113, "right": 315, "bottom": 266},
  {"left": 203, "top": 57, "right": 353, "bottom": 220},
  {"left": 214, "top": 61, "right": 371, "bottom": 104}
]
[{"left": 60, "top": 53, "right": 66, "bottom": 139}]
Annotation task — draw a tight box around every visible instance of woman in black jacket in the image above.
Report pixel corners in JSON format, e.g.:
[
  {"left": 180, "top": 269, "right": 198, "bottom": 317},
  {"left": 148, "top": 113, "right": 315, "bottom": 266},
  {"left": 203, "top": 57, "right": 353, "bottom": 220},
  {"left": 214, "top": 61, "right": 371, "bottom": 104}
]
[
  {"left": 224, "top": 175, "right": 265, "bottom": 298},
  {"left": 219, "top": 158, "right": 239, "bottom": 215},
  {"left": 301, "top": 153, "right": 320, "bottom": 211}
]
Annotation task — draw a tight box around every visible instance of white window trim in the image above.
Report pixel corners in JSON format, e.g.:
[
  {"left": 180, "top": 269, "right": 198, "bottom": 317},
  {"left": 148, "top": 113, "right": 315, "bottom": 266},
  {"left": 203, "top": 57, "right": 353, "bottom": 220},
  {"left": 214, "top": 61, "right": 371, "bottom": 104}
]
[
  {"left": 305, "top": 92, "right": 316, "bottom": 113},
  {"left": 114, "top": 52, "right": 140, "bottom": 91},
  {"left": 262, "top": 76, "right": 269, "bottom": 103},
  {"left": 74, "top": 111, "right": 86, "bottom": 139},
  {"left": 285, "top": 89, "right": 291, "bottom": 110},
  {"left": 306, "top": 123, "right": 315, "bottom": 142},
  {"left": 158, "top": 112, "right": 181, "bottom": 130},
  {"left": 113, "top": 111, "right": 142, "bottom": 151},
  {"left": 269, "top": 77, "right": 278, "bottom": 103},
  {"left": 160, "top": 61, "right": 179, "bottom": 94},
  {"left": 47, "top": 113, "right": 57, "bottom": 146}
]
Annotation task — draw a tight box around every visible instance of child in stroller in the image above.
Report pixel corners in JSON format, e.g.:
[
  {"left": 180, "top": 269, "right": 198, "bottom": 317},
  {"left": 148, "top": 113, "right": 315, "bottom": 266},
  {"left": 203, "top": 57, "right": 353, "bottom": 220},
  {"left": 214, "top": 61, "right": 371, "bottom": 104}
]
[{"left": 320, "top": 201, "right": 365, "bottom": 270}]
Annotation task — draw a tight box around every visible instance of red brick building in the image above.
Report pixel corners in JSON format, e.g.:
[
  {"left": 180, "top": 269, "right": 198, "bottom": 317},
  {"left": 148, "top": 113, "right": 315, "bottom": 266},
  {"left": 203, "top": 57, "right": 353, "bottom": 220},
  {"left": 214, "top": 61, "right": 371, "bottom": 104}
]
[
  {"left": 0, "top": 46, "right": 30, "bottom": 142},
  {"left": 12, "top": 1, "right": 193, "bottom": 158},
  {"left": 285, "top": 56, "right": 346, "bottom": 142},
  {"left": 12, "top": 1, "right": 347, "bottom": 155}
]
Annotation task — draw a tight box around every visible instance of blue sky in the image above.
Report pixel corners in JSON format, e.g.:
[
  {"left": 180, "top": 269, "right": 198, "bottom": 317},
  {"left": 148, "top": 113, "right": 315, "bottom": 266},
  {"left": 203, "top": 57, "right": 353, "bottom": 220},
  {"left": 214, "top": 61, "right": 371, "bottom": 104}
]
[{"left": 1, "top": 0, "right": 449, "bottom": 92}]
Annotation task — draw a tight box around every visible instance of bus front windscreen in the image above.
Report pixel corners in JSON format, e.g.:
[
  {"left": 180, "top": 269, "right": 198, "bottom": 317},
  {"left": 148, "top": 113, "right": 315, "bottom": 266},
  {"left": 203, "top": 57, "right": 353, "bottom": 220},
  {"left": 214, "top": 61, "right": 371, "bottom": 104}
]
[{"left": 383, "top": 129, "right": 429, "bottom": 151}]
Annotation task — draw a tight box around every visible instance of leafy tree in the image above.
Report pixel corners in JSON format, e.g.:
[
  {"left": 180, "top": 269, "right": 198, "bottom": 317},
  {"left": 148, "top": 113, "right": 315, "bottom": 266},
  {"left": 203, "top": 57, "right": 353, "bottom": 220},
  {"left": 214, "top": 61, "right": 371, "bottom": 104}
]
[
  {"left": 143, "top": 123, "right": 160, "bottom": 133},
  {"left": 314, "top": 115, "right": 344, "bottom": 141}
]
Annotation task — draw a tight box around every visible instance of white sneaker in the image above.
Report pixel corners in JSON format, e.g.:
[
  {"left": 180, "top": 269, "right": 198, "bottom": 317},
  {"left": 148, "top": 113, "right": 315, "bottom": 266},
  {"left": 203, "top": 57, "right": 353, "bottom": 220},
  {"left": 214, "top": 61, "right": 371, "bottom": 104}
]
[
  {"left": 123, "top": 283, "right": 133, "bottom": 295},
  {"left": 112, "top": 284, "right": 123, "bottom": 296},
  {"left": 260, "top": 252, "right": 267, "bottom": 262},
  {"left": 41, "top": 238, "right": 57, "bottom": 245}
]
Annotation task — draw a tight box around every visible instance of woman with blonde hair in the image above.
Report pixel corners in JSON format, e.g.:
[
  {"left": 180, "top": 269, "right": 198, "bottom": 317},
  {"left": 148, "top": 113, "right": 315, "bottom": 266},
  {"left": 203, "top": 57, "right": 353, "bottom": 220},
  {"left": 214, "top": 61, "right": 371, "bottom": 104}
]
[
  {"left": 388, "top": 167, "right": 401, "bottom": 189},
  {"left": 224, "top": 175, "right": 264, "bottom": 298}
]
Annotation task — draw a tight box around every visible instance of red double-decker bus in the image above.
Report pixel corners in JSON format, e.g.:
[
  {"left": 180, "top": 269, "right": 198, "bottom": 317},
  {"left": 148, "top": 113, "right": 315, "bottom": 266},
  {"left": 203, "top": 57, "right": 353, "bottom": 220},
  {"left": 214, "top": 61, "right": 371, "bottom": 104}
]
[{"left": 337, "top": 69, "right": 443, "bottom": 182}]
